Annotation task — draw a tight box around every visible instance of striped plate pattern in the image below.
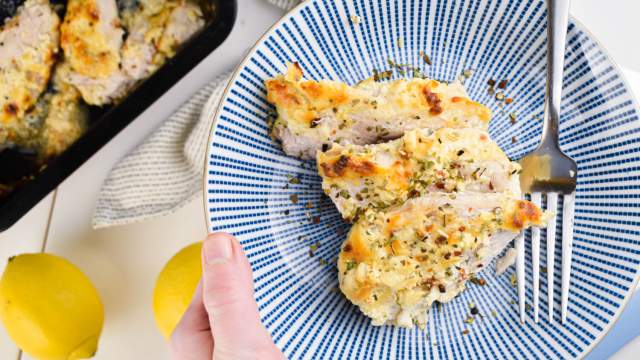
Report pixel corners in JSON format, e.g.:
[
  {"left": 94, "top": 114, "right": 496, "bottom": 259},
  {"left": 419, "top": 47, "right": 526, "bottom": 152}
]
[{"left": 204, "top": 0, "right": 640, "bottom": 358}]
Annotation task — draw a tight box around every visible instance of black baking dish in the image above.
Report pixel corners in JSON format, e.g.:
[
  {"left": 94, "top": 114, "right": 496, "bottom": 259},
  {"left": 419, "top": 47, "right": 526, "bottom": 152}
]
[{"left": 0, "top": 0, "right": 237, "bottom": 231}]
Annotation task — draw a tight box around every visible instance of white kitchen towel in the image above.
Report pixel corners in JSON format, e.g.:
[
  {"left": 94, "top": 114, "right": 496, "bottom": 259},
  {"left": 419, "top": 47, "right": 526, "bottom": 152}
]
[
  {"left": 93, "top": 72, "right": 230, "bottom": 228},
  {"left": 93, "top": 0, "right": 302, "bottom": 228}
]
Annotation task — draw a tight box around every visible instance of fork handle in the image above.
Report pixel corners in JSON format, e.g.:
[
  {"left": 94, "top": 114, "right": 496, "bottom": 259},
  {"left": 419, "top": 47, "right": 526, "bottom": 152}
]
[{"left": 540, "top": 0, "right": 571, "bottom": 149}]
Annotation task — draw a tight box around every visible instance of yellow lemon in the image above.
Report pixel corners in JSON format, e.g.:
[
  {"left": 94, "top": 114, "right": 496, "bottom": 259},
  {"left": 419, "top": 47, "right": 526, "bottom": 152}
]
[
  {"left": 0, "top": 253, "right": 104, "bottom": 360},
  {"left": 153, "top": 242, "right": 202, "bottom": 339}
]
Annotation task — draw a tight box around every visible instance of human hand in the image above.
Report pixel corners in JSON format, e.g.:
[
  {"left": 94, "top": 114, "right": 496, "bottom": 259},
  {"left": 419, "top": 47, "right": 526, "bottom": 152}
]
[{"left": 171, "top": 233, "right": 283, "bottom": 360}]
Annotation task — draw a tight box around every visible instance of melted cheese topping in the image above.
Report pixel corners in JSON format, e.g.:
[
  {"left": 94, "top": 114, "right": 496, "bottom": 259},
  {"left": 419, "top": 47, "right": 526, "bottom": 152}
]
[
  {"left": 318, "top": 128, "right": 521, "bottom": 220},
  {"left": 266, "top": 63, "right": 492, "bottom": 158},
  {"left": 337, "top": 194, "right": 544, "bottom": 328},
  {"left": 61, "top": 0, "right": 124, "bottom": 78}
]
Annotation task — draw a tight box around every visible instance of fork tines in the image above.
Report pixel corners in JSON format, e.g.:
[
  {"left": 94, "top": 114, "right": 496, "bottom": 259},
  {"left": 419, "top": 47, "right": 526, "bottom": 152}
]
[{"left": 515, "top": 191, "right": 575, "bottom": 324}]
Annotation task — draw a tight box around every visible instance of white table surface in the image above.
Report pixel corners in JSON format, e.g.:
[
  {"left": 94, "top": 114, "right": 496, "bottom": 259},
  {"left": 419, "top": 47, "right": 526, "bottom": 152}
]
[{"left": 1, "top": 1, "right": 639, "bottom": 359}]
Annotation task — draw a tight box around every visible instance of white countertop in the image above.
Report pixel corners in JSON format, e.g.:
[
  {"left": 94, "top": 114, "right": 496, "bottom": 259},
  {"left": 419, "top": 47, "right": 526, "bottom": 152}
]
[{"left": 0, "top": 1, "right": 638, "bottom": 359}]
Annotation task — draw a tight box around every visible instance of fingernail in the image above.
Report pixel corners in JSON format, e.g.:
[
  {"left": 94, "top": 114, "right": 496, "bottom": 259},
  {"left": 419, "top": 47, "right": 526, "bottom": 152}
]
[{"left": 204, "top": 234, "right": 233, "bottom": 264}]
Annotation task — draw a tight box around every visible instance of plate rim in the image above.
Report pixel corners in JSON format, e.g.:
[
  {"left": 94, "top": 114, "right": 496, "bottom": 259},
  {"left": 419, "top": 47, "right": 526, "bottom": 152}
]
[{"left": 201, "top": 1, "right": 640, "bottom": 357}]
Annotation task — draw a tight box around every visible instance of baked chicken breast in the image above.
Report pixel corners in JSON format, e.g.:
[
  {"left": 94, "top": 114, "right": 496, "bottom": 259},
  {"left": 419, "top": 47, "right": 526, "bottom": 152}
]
[
  {"left": 156, "top": 1, "right": 204, "bottom": 57},
  {"left": 266, "top": 63, "right": 492, "bottom": 159},
  {"left": 318, "top": 128, "right": 521, "bottom": 220},
  {"left": 60, "top": 0, "right": 205, "bottom": 105},
  {"left": 17, "top": 63, "right": 88, "bottom": 159},
  {"left": 0, "top": 0, "right": 60, "bottom": 145},
  {"left": 337, "top": 193, "right": 545, "bottom": 329},
  {"left": 121, "top": 0, "right": 204, "bottom": 80},
  {"left": 60, "top": 0, "right": 130, "bottom": 105}
]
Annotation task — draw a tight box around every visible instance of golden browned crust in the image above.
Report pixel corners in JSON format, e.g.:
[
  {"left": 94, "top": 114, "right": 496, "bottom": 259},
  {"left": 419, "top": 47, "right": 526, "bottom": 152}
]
[
  {"left": 265, "top": 63, "right": 351, "bottom": 128},
  {"left": 504, "top": 199, "right": 545, "bottom": 231},
  {"left": 61, "top": 0, "right": 122, "bottom": 78},
  {"left": 266, "top": 64, "right": 491, "bottom": 129},
  {"left": 265, "top": 63, "right": 492, "bottom": 159},
  {"left": 319, "top": 155, "right": 378, "bottom": 178}
]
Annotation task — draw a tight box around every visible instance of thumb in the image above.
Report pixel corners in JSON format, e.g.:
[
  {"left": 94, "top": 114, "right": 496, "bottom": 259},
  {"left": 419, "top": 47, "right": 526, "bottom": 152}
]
[{"left": 201, "top": 232, "right": 282, "bottom": 360}]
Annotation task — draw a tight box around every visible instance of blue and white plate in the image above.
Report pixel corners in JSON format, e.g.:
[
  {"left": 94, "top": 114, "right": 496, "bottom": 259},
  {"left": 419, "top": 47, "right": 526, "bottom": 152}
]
[{"left": 204, "top": 0, "right": 640, "bottom": 358}]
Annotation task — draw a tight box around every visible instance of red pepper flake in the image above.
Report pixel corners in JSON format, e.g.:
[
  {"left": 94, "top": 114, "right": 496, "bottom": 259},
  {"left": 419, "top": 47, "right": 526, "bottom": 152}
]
[
  {"left": 511, "top": 136, "right": 517, "bottom": 144},
  {"left": 470, "top": 277, "right": 487, "bottom": 286},
  {"left": 290, "top": 194, "right": 299, "bottom": 204},
  {"left": 420, "top": 50, "right": 432, "bottom": 65},
  {"left": 505, "top": 97, "right": 513, "bottom": 104},
  {"left": 435, "top": 182, "right": 445, "bottom": 189},
  {"left": 313, "top": 215, "right": 321, "bottom": 224},
  {"left": 422, "top": 87, "right": 443, "bottom": 115},
  {"left": 462, "top": 329, "right": 470, "bottom": 335},
  {"left": 497, "top": 79, "right": 508, "bottom": 89},
  {"left": 458, "top": 226, "right": 466, "bottom": 232}
]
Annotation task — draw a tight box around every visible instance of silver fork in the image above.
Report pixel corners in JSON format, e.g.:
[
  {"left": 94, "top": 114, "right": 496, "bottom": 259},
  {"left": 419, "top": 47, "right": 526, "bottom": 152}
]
[{"left": 515, "top": 0, "right": 577, "bottom": 324}]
